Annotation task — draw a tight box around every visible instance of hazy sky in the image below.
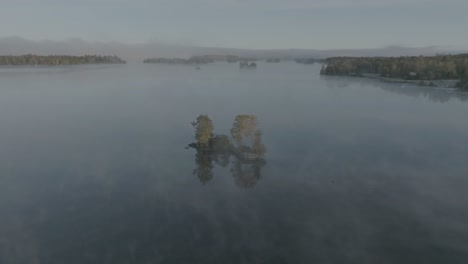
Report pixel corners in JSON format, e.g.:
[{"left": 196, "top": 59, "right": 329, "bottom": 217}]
[{"left": 1, "top": 0, "right": 467, "bottom": 49}]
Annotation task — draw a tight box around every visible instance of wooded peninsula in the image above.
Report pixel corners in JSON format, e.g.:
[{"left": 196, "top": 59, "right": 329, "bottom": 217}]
[
  {"left": 320, "top": 54, "right": 468, "bottom": 90},
  {"left": 0, "top": 55, "right": 126, "bottom": 65}
]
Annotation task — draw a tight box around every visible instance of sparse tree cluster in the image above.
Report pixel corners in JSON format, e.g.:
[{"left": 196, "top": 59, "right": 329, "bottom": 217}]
[
  {"left": 189, "top": 114, "right": 267, "bottom": 188},
  {"left": 0, "top": 55, "right": 126, "bottom": 65},
  {"left": 191, "top": 114, "right": 266, "bottom": 157},
  {"left": 230, "top": 115, "right": 258, "bottom": 149},
  {"left": 320, "top": 54, "right": 468, "bottom": 89}
]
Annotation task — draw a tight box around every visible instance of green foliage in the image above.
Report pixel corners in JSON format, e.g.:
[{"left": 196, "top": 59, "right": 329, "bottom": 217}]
[
  {"left": 210, "top": 135, "right": 233, "bottom": 153},
  {"left": 321, "top": 54, "right": 468, "bottom": 81},
  {"left": 230, "top": 115, "right": 258, "bottom": 148},
  {"left": 191, "top": 115, "right": 214, "bottom": 149},
  {"left": 190, "top": 114, "right": 266, "bottom": 159},
  {"left": 0, "top": 55, "right": 126, "bottom": 65}
]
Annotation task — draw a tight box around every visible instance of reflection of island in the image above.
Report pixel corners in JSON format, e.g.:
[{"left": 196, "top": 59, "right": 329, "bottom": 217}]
[
  {"left": 323, "top": 76, "right": 468, "bottom": 103},
  {"left": 188, "top": 115, "right": 267, "bottom": 188},
  {"left": 230, "top": 158, "right": 266, "bottom": 189},
  {"left": 378, "top": 84, "right": 468, "bottom": 103},
  {"left": 193, "top": 151, "right": 214, "bottom": 184}
]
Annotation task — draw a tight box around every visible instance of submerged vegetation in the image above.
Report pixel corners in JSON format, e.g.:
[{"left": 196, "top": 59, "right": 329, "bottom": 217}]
[
  {"left": 188, "top": 114, "right": 267, "bottom": 188},
  {"left": 320, "top": 54, "right": 468, "bottom": 90},
  {"left": 0, "top": 55, "right": 126, "bottom": 65}
]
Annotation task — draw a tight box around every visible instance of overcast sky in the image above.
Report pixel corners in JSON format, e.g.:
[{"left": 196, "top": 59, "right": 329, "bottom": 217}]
[{"left": 1, "top": 0, "right": 467, "bottom": 49}]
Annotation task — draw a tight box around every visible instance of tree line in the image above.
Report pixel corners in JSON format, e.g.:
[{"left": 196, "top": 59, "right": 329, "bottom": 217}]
[
  {"left": 320, "top": 54, "right": 468, "bottom": 89},
  {"left": 0, "top": 55, "right": 126, "bottom": 65}
]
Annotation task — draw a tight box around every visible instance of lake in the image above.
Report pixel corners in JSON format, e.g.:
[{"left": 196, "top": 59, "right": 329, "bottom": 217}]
[{"left": 1, "top": 62, "right": 467, "bottom": 264}]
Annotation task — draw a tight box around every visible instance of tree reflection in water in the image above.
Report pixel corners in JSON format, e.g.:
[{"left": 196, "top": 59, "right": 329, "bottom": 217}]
[
  {"left": 189, "top": 115, "right": 267, "bottom": 188},
  {"left": 193, "top": 151, "right": 214, "bottom": 184},
  {"left": 230, "top": 158, "right": 266, "bottom": 189}
]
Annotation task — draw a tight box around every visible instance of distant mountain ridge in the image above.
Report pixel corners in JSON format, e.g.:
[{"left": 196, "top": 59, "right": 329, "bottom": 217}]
[{"left": 0, "top": 37, "right": 465, "bottom": 63}]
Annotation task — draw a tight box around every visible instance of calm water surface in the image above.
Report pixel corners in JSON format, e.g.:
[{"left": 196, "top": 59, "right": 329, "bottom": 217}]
[{"left": 1, "top": 63, "right": 468, "bottom": 264}]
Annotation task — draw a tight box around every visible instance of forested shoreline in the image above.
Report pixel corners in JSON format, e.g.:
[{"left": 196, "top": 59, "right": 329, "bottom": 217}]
[
  {"left": 0, "top": 55, "right": 126, "bottom": 65},
  {"left": 2, "top": 53, "right": 468, "bottom": 90},
  {"left": 320, "top": 54, "right": 468, "bottom": 89}
]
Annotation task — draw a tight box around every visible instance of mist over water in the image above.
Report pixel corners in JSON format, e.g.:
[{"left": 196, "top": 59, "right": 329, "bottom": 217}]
[{"left": 0, "top": 62, "right": 467, "bottom": 263}]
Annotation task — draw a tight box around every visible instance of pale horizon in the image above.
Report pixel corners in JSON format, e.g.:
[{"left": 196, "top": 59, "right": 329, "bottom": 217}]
[
  {"left": 1, "top": 0, "right": 467, "bottom": 50},
  {"left": 1, "top": 35, "right": 462, "bottom": 51}
]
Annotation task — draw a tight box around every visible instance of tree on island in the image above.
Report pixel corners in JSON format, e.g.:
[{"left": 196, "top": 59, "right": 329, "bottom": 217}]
[
  {"left": 188, "top": 114, "right": 267, "bottom": 187},
  {"left": 210, "top": 134, "right": 233, "bottom": 154},
  {"left": 190, "top": 114, "right": 265, "bottom": 156},
  {"left": 230, "top": 115, "right": 258, "bottom": 149},
  {"left": 191, "top": 115, "right": 214, "bottom": 150}
]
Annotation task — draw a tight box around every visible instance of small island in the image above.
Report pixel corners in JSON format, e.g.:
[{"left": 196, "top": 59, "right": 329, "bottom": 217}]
[
  {"left": 143, "top": 55, "right": 258, "bottom": 64},
  {"left": 320, "top": 54, "right": 468, "bottom": 90},
  {"left": 225, "top": 56, "right": 256, "bottom": 63},
  {"left": 0, "top": 55, "right": 126, "bottom": 65},
  {"left": 240, "top": 61, "right": 257, "bottom": 69},
  {"left": 188, "top": 115, "right": 267, "bottom": 188},
  {"left": 143, "top": 56, "right": 214, "bottom": 65},
  {"left": 189, "top": 114, "right": 265, "bottom": 161}
]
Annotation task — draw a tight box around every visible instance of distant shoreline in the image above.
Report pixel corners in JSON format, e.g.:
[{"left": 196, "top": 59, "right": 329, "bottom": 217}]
[
  {"left": 319, "top": 55, "right": 468, "bottom": 90},
  {"left": 0, "top": 55, "right": 126, "bottom": 66},
  {"left": 360, "top": 74, "right": 459, "bottom": 89}
]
